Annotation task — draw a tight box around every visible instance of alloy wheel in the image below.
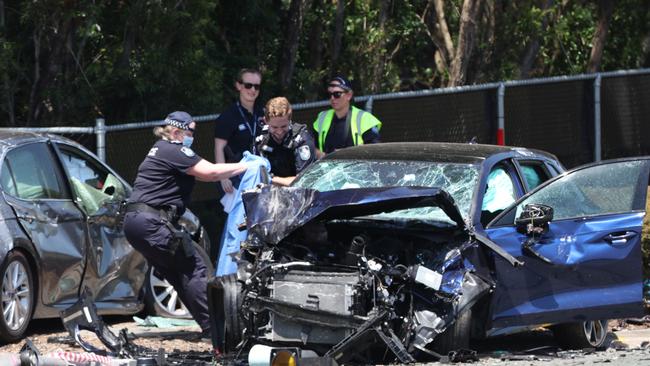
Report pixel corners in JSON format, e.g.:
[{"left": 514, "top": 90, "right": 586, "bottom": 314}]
[
  {"left": 582, "top": 319, "right": 608, "bottom": 347},
  {"left": 149, "top": 269, "right": 190, "bottom": 317},
  {"left": 2, "top": 260, "right": 31, "bottom": 331}
]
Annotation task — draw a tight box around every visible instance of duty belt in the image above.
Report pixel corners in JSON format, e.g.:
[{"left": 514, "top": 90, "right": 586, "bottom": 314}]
[
  {"left": 125, "top": 202, "right": 178, "bottom": 222},
  {"left": 124, "top": 202, "right": 195, "bottom": 257}
]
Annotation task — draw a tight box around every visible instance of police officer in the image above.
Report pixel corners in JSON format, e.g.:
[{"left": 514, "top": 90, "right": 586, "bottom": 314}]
[
  {"left": 123, "top": 111, "right": 249, "bottom": 340},
  {"left": 312, "top": 76, "right": 382, "bottom": 158},
  {"left": 214, "top": 68, "right": 264, "bottom": 194},
  {"left": 255, "top": 97, "right": 316, "bottom": 186}
]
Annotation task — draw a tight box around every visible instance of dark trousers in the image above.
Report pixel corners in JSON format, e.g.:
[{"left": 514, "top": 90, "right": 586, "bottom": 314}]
[{"left": 123, "top": 211, "right": 211, "bottom": 332}]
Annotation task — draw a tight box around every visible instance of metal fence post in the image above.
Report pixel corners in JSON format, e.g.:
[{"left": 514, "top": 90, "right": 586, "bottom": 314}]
[
  {"left": 365, "top": 97, "right": 374, "bottom": 113},
  {"left": 497, "top": 83, "right": 505, "bottom": 145},
  {"left": 594, "top": 74, "right": 602, "bottom": 162},
  {"left": 95, "top": 117, "right": 106, "bottom": 162}
]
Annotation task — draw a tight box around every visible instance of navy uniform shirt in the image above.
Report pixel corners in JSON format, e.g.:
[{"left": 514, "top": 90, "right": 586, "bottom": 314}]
[
  {"left": 316, "top": 112, "right": 381, "bottom": 154},
  {"left": 130, "top": 139, "right": 202, "bottom": 214},
  {"left": 214, "top": 102, "right": 265, "bottom": 163},
  {"left": 255, "top": 123, "right": 316, "bottom": 178}
]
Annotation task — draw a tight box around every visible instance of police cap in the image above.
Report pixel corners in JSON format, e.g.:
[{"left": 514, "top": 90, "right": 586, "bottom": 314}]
[{"left": 164, "top": 111, "right": 194, "bottom": 131}]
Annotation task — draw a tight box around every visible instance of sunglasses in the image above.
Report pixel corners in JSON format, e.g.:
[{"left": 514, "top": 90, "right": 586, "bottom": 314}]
[
  {"left": 239, "top": 81, "right": 261, "bottom": 91},
  {"left": 328, "top": 91, "right": 347, "bottom": 99}
]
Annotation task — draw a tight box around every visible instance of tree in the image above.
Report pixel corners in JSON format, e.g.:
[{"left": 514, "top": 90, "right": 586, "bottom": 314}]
[
  {"left": 449, "top": 0, "right": 483, "bottom": 86},
  {"left": 587, "top": 0, "right": 615, "bottom": 72},
  {"left": 278, "top": 0, "right": 312, "bottom": 92},
  {"left": 1, "top": 0, "right": 650, "bottom": 127}
]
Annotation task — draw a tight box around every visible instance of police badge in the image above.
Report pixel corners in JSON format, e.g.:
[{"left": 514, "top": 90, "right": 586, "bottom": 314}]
[
  {"left": 298, "top": 145, "right": 311, "bottom": 161},
  {"left": 181, "top": 147, "right": 196, "bottom": 157}
]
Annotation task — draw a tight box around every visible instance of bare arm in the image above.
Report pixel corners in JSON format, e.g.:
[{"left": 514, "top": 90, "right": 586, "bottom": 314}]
[
  {"left": 271, "top": 176, "right": 296, "bottom": 187},
  {"left": 187, "top": 159, "right": 247, "bottom": 182},
  {"left": 214, "top": 138, "right": 228, "bottom": 163},
  {"left": 214, "top": 137, "right": 234, "bottom": 192}
]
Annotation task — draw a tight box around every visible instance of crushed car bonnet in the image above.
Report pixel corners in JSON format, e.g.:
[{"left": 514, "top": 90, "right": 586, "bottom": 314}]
[{"left": 242, "top": 185, "right": 466, "bottom": 244}]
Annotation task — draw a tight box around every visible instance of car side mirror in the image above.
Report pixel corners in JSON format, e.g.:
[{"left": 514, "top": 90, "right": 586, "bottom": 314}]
[{"left": 515, "top": 203, "right": 553, "bottom": 235}]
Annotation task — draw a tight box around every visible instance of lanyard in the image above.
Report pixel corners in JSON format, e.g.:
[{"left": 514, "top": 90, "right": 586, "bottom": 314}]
[{"left": 237, "top": 102, "right": 257, "bottom": 137}]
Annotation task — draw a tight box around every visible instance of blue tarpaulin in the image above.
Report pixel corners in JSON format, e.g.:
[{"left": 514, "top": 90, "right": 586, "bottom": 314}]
[{"left": 216, "top": 152, "right": 270, "bottom": 276}]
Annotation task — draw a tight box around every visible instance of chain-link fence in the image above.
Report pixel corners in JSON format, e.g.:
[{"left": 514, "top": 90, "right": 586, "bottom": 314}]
[{"left": 5, "top": 68, "right": 650, "bottom": 245}]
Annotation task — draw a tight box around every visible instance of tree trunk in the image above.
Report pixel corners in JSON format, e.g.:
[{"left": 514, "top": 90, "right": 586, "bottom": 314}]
[
  {"left": 470, "top": 0, "right": 495, "bottom": 83},
  {"left": 0, "top": 0, "right": 14, "bottom": 126},
  {"left": 330, "top": 0, "right": 345, "bottom": 78},
  {"left": 368, "top": 0, "right": 391, "bottom": 93},
  {"left": 519, "top": 0, "right": 554, "bottom": 79},
  {"left": 118, "top": 2, "right": 144, "bottom": 72},
  {"left": 279, "top": 0, "right": 312, "bottom": 91},
  {"left": 449, "top": 0, "right": 483, "bottom": 86},
  {"left": 307, "top": 0, "right": 324, "bottom": 71},
  {"left": 432, "top": 0, "right": 455, "bottom": 69},
  {"left": 304, "top": 0, "right": 324, "bottom": 100},
  {"left": 586, "top": 0, "right": 615, "bottom": 73},
  {"left": 27, "top": 14, "right": 74, "bottom": 125},
  {"left": 27, "top": 30, "right": 42, "bottom": 127}
]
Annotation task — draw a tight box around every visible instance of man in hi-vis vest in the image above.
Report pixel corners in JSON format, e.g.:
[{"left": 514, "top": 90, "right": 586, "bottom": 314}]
[{"left": 312, "top": 76, "right": 382, "bottom": 158}]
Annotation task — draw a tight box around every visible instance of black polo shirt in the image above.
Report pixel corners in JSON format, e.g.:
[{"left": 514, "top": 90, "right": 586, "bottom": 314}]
[
  {"left": 256, "top": 123, "right": 316, "bottom": 177},
  {"left": 129, "top": 139, "right": 202, "bottom": 214},
  {"left": 317, "top": 112, "right": 381, "bottom": 154},
  {"left": 214, "top": 101, "right": 265, "bottom": 162}
]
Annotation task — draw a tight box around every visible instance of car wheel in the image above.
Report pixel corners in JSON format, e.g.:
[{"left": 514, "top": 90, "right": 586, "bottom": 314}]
[
  {"left": 222, "top": 274, "right": 244, "bottom": 352},
  {"left": 0, "top": 251, "right": 34, "bottom": 342},
  {"left": 552, "top": 320, "right": 609, "bottom": 349},
  {"left": 145, "top": 266, "right": 191, "bottom": 319},
  {"left": 431, "top": 307, "right": 472, "bottom": 354},
  {"left": 145, "top": 242, "right": 214, "bottom": 319}
]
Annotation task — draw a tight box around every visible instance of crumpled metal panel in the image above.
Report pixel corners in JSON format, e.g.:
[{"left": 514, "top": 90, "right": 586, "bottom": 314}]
[
  {"left": 242, "top": 185, "right": 466, "bottom": 244},
  {"left": 81, "top": 201, "right": 147, "bottom": 305},
  {"left": 486, "top": 211, "right": 645, "bottom": 328},
  {"left": 3, "top": 195, "right": 87, "bottom": 305}
]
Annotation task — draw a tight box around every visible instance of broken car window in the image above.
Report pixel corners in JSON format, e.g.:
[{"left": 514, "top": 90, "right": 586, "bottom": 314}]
[
  {"left": 482, "top": 167, "right": 516, "bottom": 213},
  {"left": 294, "top": 159, "right": 480, "bottom": 224},
  {"left": 59, "top": 148, "right": 126, "bottom": 215}
]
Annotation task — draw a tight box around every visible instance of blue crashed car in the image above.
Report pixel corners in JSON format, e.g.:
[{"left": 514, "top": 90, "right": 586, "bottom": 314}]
[{"left": 214, "top": 142, "right": 648, "bottom": 364}]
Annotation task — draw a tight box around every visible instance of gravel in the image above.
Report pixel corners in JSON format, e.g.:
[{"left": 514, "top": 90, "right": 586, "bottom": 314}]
[{"left": 0, "top": 316, "right": 213, "bottom": 358}]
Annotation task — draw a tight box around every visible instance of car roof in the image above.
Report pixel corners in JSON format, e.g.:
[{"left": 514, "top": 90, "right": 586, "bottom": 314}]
[
  {"left": 325, "top": 142, "right": 558, "bottom": 164},
  {"left": 0, "top": 130, "right": 48, "bottom": 147},
  {"left": 0, "top": 130, "right": 90, "bottom": 155}
]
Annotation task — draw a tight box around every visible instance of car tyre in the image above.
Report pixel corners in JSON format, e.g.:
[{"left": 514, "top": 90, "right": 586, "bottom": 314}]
[
  {"left": 431, "top": 306, "right": 472, "bottom": 354},
  {"left": 0, "top": 251, "right": 34, "bottom": 343},
  {"left": 552, "top": 320, "right": 609, "bottom": 349},
  {"left": 145, "top": 242, "right": 214, "bottom": 319},
  {"left": 222, "top": 274, "right": 244, "bottom": 351}
]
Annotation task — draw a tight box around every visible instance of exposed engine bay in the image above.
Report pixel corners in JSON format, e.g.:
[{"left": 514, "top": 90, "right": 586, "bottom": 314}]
[{"left": 210, "top": 185, "right": 499, "bottom": 364}]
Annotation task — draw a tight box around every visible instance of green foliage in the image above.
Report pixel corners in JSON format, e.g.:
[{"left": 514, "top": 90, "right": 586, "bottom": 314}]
[{"left": 0, "top": 0, "right": 649, "bottom": 126}]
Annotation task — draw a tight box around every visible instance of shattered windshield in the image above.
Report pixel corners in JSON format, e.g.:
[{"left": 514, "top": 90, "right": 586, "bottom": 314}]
[{"left": 294, "top": 160, "right": 479, "bottom": 224}]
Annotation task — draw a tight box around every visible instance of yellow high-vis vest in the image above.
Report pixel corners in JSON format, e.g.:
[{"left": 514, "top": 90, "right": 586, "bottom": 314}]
[{"left": 313, "top": 106, "right": 382, "bottom": 151}]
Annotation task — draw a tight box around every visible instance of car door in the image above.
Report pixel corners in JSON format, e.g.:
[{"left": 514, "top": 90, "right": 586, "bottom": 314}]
[
  {"left": 53, "top": 143, "right": 147, "bottom": 306},
  {"left": 0, "top": 142, "right": 88, "bottom": 306},
  {"left": 485, "top": 158, "right": 650, "bottom": 328}
]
